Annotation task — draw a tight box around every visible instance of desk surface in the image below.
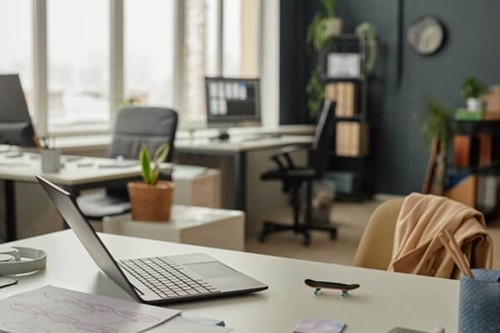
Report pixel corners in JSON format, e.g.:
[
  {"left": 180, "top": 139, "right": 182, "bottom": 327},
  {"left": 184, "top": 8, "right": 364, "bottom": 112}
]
[
  {"left": 178, "top": 124, "right": 316, "bottom": 139},
  {"left": 3, "top": 231, "right": 459, "bottom": 332},
  {"left": 176, "top": 135, "right": 313, "bottom": 153},
  {"left": 0, "top": 151, "right": 177, "bottom": 185}
]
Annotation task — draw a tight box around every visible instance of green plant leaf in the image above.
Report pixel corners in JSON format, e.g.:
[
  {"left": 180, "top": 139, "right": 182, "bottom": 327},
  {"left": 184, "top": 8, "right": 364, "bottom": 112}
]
[
  {"left": 139, "top": 145, "right": 152, "bottom": 185},
  {"left": 319, "top": 0, "right": 335, "bottom": 17},
  {"left": 306, "top": 67, "right": 325, "bottom": 120},
  {"left": 419, "top": 100, "right": 452, "bottom": 151},
  {"left": 153, "top": 144, "right": 169, "bottom": 166},
  {"left": 152, "top": 143, "right": 169, "bottom": 185},
  {"left": 138, "top": 143, "right": 170, "bottom": 185},
  {"left": 461, "top": 76, "right": 486, "bottom": 100},
  {"left": 305, "top": 0, "right": 337, "bottom": 120},
  {"left": 306, "top": 14, "right": 323, "bottom": 51}
]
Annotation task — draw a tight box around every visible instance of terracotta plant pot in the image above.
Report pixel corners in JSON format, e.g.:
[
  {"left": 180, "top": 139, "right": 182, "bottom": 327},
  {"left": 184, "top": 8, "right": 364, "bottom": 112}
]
[{"left": 127, "top": 180, "right": 175, "bottom": 221}]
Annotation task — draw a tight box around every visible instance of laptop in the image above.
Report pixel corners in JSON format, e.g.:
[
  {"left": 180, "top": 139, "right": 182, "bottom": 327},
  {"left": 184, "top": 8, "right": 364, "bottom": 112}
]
[{"left": 36, "top": 175, "right": 268, "bottom": 304}]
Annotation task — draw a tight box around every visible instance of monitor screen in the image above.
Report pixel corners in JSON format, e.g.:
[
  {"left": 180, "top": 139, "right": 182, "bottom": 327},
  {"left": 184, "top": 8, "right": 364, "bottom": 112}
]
[
  {"left": 205, "top": 77, "right": 261, "bottom": 125},
  {"left": 0, "top": 74, "right": 37, "bottom": 147}
]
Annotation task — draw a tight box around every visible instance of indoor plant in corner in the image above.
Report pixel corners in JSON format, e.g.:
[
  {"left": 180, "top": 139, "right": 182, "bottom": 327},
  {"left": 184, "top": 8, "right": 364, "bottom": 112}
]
[
  {"left": 306, "top": 0, "right": 341, "bottom": 120},
  {"left": 127, "top": 144, "right": 174, "bottom": 221},
  {"left": 461, "top": 76, "right": 487, "bottom": 112},
  {"left": 419, "top": 100, "right": 452, "bottom": 195}
]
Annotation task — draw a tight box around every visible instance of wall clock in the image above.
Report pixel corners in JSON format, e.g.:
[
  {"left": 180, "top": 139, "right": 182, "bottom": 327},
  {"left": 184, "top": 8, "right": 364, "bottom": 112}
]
[{"left": 407, "top": 16, "right": 446, "bottom": 56}]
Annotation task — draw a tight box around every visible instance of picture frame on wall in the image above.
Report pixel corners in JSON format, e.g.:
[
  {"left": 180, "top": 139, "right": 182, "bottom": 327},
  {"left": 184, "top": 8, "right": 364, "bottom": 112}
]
[{"left": 327, "top": 53, "right": 361, "bottom": 78}]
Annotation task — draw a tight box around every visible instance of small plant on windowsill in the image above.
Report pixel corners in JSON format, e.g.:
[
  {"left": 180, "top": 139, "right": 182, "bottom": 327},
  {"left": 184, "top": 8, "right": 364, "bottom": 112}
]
[{"left": 127, "top": 143, "right": 175, "bottom": 221}]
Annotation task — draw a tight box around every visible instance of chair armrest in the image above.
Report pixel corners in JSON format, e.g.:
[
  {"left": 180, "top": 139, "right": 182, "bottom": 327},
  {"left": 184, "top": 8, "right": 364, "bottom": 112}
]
[
  {"left": 269, "top": 144, "right": 309, "bottom": 160},
  {"left": 269, "top": 144, "right": 310, "bottom": 170}
]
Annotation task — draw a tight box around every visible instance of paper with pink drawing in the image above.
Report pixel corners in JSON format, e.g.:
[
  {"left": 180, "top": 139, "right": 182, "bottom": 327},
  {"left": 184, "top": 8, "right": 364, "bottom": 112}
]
[{"left": 0, "top": 285, "right": 180, "bottom": 333}]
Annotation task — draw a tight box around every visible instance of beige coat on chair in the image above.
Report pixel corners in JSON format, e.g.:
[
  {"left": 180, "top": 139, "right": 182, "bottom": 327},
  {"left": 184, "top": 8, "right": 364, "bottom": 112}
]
[{"left": 388, "top": 193, "right": 493, "bottom": 279}]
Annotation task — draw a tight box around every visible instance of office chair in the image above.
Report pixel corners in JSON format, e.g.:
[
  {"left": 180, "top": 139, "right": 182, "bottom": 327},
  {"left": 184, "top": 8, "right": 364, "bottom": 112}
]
[
  {"left": 352, "top": 197, "right": 404, "bottom": 270},
  {"left": 76, "top": 106, "right": 178, "bottom": 219},
  {"left": 258, "top": 100, "right": 338, "bottom": 246},
  {"left": 353, "top": 194, "right": 493, "bottom": 279}
]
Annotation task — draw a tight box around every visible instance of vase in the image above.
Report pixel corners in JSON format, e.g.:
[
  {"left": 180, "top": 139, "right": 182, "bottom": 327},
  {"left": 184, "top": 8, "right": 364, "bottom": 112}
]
[
  {"left": 323, "top": 17, "right": 343, "bottom": 37},
  {"left": 466, "top": 98, "right": 483, "bottom": 112},
  {"left": 127, "top": 180, "right": 175, "bottom": 221}
]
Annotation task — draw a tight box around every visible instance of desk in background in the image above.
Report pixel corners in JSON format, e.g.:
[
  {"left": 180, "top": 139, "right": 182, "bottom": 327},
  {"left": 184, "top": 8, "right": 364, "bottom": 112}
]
[
  {"left": 2, "top": 230, "right": 459, "bottom": 332},
  {"left": 175, "top": 126, "right": 314, "bottom": 234},
  {"left": 103, "top": 205, "right": 244, "bottom": 251},
  {"left": 0, "top": 151, "right": 220, "bottom": 241}
]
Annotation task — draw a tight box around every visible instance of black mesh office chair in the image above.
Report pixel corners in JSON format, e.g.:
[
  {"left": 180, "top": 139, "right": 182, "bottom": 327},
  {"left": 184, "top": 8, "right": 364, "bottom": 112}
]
[
  {"left": 76, "top": 106, "right": 178, "bottom": 219},
  {"left": 258, "top": 100, "right": 337, "bottom": 246}
]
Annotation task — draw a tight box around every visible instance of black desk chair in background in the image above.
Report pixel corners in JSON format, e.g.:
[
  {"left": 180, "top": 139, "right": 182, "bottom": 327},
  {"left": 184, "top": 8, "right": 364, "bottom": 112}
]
[
  {"left": 76, "top": 106, "right": 178, "bottom": 220},
  {"left": 258, "top": 100, "right": 337, "bottom": 246}
]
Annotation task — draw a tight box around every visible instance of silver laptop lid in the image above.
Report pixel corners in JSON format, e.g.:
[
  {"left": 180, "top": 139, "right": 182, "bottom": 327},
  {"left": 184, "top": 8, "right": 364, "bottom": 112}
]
[{"left": 36, "top": 175, "right": 141, "bottom": 301}]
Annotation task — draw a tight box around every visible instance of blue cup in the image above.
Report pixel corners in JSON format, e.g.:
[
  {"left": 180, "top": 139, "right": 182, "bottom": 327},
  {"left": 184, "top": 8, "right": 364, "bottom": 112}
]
[{"left": 458, "top": 269, "right": 500, "bottom": 333}]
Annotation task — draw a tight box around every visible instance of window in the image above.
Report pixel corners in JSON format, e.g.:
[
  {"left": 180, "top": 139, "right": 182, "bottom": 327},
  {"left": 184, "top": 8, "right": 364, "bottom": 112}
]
[
  {"left": 124, "top": 0, "right": 175, "bottom": 107},
  {"left": 47, "top": 0, "right": 110, "bottom": 133},
  {"left": 183, "top": 0, "right": 261, "bottom": 124},
  {"left": 222, "top": 0, "right": 242, "bottom": 76},
  {"left": 0, "top": 0, "right": 34, "bottom": 116},
  {"left": 1, "top": 1, "right": 261, "bottom": 138}
]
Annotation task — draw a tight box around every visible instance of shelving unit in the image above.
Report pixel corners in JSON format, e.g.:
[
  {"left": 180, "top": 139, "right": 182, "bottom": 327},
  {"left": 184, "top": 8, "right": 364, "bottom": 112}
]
[
  {"left": 447, "top": 118, "right": 500, "bottom": 219},
  {"left": 319, "top": 34, "right": 373, "bottom": 199}
]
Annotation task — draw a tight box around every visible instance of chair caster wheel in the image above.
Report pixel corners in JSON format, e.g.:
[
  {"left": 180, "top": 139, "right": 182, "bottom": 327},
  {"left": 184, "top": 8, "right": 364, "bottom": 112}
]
[
  {"left": 302, "top": 234, "right": 311, "bottom": 246},
  {"left": 330, "top": 229, "right": 337, "bottom": 240}
]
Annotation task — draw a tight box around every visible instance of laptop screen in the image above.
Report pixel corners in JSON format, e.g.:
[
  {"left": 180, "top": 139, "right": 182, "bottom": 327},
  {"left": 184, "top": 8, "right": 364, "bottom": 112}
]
[{"left": 36, "top": 175, "right": 140, "bottom": 301}]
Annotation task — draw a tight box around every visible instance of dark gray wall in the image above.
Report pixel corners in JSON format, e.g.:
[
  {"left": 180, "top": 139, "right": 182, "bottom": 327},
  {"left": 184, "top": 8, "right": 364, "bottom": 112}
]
[{"left": 281, "top": 0, "right": 500, "bottom": 195}]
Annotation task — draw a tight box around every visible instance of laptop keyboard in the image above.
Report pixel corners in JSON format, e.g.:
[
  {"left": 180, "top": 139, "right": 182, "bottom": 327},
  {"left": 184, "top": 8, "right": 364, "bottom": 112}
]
[{"left": 120, "top": 256, "right": 221, "bottom": 298}]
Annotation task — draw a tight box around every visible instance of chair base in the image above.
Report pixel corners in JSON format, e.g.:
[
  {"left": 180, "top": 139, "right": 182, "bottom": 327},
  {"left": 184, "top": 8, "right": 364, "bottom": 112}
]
[{"left": 258, "top": 220, "right": 337, "bottom": 246}]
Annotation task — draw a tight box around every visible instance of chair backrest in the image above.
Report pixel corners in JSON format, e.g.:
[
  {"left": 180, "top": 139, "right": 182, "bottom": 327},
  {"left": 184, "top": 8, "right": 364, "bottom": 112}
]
[
  {"left": 353, "top": 197, "right": 404, "bottom": 270},
  {"left": 354, "top": 195, "right": 492, "bottom": 279},
  {"left": 309, "top": 100, "right": 336, "bottom": 176},
  {"left": 312, "top": 100, "right": 336, "bottom": 152},
  {"left": 109, "top": 106, "right": 178, "bottom": 162}
]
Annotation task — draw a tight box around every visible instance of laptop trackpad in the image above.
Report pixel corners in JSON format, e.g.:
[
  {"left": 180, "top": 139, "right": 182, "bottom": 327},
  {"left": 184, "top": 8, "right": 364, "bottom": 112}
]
[{"left": 186, "top": 262, "right": 240, "bottom": 279}]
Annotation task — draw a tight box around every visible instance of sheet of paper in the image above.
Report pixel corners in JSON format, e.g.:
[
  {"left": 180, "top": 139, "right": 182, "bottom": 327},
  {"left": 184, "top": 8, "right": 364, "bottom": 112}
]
[
  {"left": 0, "top": 285, "right": 180, "bottom": 333},
  {"left": 97, "top": 161, "right": 138, "bottom": 168},
  {"left": 146, "top": 315, "right": 232, "bottom": 333}
]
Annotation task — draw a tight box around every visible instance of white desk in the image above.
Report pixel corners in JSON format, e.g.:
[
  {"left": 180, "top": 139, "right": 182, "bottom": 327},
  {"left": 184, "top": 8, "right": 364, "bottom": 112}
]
[
  {"left": 103, "top": 205, "right": 244, "bottom": 251},
  {"left": 172, "top": 166, "right": 221, "bottom": 208},
  {"left": 175, "top": 125, "right": 315, "bottom": 212},
  {"left": 175, "top": 135, "right": 313, "bottom": 232},
  {"left": 2, "top": 231, "right": 459, "bottom": 332},
  {"left": 0, "top": 151, "right": 220, "bottom": 241}
]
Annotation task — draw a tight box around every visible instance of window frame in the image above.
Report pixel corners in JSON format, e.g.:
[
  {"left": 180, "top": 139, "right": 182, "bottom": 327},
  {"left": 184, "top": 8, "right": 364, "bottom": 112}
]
[{"left": 26, "top": 0, "right": 262, "bottom": 138}]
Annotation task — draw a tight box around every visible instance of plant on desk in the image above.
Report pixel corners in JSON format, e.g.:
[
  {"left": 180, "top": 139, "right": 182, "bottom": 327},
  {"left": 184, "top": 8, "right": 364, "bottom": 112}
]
[{"left": 127, "top": 143, "right": 174, "bottom": 221}]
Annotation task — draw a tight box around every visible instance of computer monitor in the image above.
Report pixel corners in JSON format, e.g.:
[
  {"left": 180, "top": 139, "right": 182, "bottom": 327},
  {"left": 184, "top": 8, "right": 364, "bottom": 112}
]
[
  {"left": 0, "top": 74, "right": 37, "bottom": 147},
  {"left": 205, "top": 77, "right": 261, "bottom": 126}
]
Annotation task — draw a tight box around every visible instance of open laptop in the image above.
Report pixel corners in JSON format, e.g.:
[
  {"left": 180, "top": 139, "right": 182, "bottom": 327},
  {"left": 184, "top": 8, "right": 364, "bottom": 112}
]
[{"left": 36, "top": 175, "right": 268, "bottom": 304}]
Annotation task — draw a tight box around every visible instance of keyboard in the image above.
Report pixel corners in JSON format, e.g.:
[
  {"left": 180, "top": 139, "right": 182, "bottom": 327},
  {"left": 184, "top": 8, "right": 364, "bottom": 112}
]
[{"left": 119, "top": 256, "right": 220, "bottom": 298}]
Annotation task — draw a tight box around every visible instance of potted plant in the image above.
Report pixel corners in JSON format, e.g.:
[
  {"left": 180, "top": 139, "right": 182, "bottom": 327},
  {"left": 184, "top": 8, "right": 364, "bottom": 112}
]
[
  {"left": 419, "top": 100, "right": 453, "bottom": 195},
  {"left": 127, "top": 143, "right": 175, "bottom": 221},
  {"left": 306, "top": 0, "right": 341, "bottom": 120},
  {"left": 461, "top": 76, "right": 487, "bottom": 112}
]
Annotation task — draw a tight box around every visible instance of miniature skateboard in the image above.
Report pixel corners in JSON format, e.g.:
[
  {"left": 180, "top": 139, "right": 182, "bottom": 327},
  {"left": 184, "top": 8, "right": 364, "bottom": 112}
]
[{"left": 304, "top": 279, "right": 360, "bottom": 297}]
